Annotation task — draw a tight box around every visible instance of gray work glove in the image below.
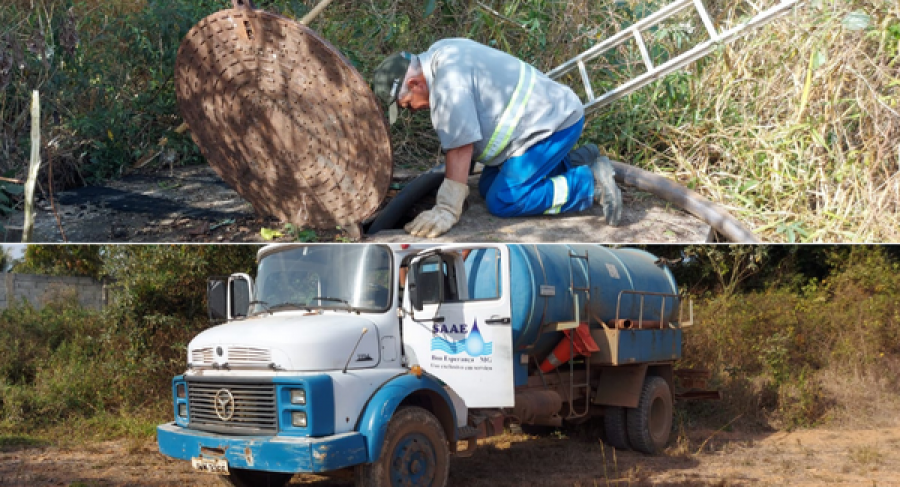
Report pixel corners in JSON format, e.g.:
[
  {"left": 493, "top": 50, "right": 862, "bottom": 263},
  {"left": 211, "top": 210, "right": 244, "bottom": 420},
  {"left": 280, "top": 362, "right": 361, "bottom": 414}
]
[
  {"left": 404, "top": 178, "right": 469, "bottom": 238},
  {"left": 590, "top": 154, "right": 623, "bottom": 226}
]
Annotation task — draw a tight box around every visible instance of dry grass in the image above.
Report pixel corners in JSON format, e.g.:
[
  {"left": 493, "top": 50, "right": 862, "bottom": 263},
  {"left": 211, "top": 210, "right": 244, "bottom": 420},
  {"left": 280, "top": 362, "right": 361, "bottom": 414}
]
[
  {"left": 604, "top": 0, "right": 900, "bottom": 242},
  {"left": 817, "top": 359, "right": 900, "bottom": 429}
]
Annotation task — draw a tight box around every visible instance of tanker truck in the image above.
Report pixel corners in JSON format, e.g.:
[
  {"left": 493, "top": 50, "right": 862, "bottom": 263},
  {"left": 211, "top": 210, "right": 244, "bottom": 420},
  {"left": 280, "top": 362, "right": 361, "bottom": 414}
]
[{"left": 157, "top": 243, "right": 695, "bottom": 487}]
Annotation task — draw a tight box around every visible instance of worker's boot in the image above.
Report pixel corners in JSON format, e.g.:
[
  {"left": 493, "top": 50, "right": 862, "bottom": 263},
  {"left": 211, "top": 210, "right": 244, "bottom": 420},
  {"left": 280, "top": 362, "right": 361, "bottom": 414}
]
[
  {"left": 569, "top": 144, "right": 622, "bottom": 226},
  {"left": 568, "top": 143, "right": 600, "bottom": 167}
]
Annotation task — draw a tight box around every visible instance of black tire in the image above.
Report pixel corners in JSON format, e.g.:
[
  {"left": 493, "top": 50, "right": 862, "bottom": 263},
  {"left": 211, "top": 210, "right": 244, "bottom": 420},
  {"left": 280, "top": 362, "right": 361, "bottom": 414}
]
[
  {"left": 354, "top": 406, "right": 450, "bottom": 487},
  {"left": 221, "top": 468, "right": 293, "bottom": 487},
  {"left": 626, "top": 376, "right": 673, "bottom": 454},
  {"left": 603, "top": 406, "right": 631, "bottom": 451}
]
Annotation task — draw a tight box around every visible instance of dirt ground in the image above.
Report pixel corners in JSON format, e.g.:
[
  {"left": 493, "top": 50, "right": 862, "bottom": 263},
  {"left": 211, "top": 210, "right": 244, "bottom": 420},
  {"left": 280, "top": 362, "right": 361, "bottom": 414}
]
[
  {"left": 1, "top": 424, "right": 899, "bottom": 486},
  {"left": 2, "top": 164, "right": 712, "bottom": 244}
]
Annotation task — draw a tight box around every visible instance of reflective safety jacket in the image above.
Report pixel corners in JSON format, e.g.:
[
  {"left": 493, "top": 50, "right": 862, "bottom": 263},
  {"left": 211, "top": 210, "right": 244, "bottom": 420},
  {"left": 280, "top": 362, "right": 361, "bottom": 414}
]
[{"left": 418, "top": 38, "right": 584, "bottom": 166}]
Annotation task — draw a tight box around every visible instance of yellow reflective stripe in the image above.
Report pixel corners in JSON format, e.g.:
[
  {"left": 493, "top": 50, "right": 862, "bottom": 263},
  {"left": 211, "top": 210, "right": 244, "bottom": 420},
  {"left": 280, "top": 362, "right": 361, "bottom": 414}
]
[
  {"left": 477, "top": 64, "right": 537, "bottom": 163},
  {"left": 543, "top": 175, "right": 569, "bottom": 215}
]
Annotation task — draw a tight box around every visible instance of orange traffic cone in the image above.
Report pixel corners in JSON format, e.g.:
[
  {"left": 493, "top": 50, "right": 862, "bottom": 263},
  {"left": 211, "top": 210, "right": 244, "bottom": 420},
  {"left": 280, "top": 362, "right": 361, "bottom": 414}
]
[
  {"left": 539, "top": 322, "right": 600, "bottom": 372},
  {"left": 540, "top": 338, "right": 574, "bottom": 372}
]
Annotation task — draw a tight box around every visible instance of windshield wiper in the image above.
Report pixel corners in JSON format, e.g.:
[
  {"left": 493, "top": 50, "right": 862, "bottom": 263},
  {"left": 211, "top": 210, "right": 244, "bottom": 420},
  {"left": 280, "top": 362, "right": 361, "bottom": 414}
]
[
  {"left": 310, "top": 296, "right": 356, "bottom": 313},
  {"left": 268, "top": 302, "right": 307, "bottom": 311},
  {"left": 249, "top": 300, "right": 270, "bottom": 316},
  {"left": 250, "top": 301, "right": 308, "bottom": 316}
]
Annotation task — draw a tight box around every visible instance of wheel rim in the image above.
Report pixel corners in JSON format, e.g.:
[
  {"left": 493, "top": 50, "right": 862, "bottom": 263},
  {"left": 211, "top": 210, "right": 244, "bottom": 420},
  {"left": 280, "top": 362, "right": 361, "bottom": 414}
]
[{"left": 390, "top": 432, "right": 437, "bottom": 487}]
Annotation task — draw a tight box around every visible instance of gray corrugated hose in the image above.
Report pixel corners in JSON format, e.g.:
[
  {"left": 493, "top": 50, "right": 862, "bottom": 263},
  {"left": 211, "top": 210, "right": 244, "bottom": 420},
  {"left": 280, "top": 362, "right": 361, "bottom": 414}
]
[
  {"left": 608, "top": 159, "right": 760, "bottom": 243},
  {"left": 366, "top": 161, "right": 760, "bottom": 243}
]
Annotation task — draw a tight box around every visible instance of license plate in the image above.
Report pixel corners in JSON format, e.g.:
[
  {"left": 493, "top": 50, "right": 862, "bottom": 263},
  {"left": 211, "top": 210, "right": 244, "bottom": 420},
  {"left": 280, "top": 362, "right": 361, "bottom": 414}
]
[{"left": 191, "top": 457, "right": 229, "bottom": 474}]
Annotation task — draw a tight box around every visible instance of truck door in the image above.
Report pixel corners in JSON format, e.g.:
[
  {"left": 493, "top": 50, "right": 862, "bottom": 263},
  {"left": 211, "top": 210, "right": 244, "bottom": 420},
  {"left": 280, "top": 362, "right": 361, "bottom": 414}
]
[{"left": 403, "top": 245, "right": 514, "bottom": 408}]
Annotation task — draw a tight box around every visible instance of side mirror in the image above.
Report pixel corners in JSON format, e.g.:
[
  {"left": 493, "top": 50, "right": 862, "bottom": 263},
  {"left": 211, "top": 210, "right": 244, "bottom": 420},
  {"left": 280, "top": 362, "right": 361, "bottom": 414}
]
[
  {"left": 208, "top": 278, "right": 228, "bottom": 322},
  {"left": 230, "top": 278, "right": 251, "bottom": 318},
  {"left": 408, "top": 265, "right": 423, "bottom": 311},
  {"left": 208, "top": 274, "right": 252, "bottom": 322}
]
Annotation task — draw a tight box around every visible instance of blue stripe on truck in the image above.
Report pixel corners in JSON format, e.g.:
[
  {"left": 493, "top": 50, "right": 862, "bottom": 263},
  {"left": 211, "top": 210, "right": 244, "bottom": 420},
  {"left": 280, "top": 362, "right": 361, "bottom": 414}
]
[
  {"left": 157, "top": 422, "right": 366, "bottom": 473},
  {"left": 356, "top": 373, "right": 458, "bottom": 462}
]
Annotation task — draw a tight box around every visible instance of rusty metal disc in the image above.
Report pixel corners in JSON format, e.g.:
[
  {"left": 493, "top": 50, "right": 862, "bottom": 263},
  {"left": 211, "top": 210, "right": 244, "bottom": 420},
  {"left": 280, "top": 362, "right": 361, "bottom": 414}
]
[{"left": 175, "top": 3, "right": 392, "bottom": 230}]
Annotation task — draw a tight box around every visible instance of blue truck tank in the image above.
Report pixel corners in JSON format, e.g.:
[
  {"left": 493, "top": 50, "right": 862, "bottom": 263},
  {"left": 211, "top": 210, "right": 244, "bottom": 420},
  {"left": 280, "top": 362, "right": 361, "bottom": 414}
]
[{"left": 464, "top": 244, "right": 680, "bottom": 359}]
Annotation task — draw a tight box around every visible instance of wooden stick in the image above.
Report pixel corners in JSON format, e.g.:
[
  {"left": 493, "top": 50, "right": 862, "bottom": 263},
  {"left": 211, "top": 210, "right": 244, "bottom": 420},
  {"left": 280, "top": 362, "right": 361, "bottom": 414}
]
[
  {"left": 47, "top": 139, "right": 67, "bottom": 242},
  {"left": 300, "top": 0, "right": 335, "bottom": 25},
  {"left": 23, "top": 90, "right": 41, "bottom": 243}
]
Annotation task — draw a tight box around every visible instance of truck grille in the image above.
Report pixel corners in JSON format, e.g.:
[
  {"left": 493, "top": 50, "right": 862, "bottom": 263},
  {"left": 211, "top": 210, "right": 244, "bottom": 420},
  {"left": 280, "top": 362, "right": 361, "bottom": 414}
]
[
  {"left": 190, "top": 347, "right": 272, "bottom": 366},
  {"left": 187, "top": 381, "right": 277, "bottom": 434},
  {"left": 191, "top": 347, "right": 214, "bottom": 363},
  {"left": 228, "top": 347, "right": 272, "bottom": 364}
]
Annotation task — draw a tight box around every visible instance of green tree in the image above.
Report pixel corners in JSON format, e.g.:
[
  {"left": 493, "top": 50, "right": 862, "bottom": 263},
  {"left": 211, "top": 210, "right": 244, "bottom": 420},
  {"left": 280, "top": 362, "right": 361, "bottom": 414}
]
[
  {"left": 103, "top": 244, "right": 259, "bottom": 322},
  {"left": 13, "top": 245, "right": 105, "bottom": 278},
  {"left": 684, "top": 245, "right": 769, "bottom": 296}
]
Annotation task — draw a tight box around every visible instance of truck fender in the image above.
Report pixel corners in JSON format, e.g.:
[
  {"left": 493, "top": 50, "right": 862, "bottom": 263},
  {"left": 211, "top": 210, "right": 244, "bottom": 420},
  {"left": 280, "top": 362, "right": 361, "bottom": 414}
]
[{"left": 356, "top": 373, "right": 458, "bottom": 462}]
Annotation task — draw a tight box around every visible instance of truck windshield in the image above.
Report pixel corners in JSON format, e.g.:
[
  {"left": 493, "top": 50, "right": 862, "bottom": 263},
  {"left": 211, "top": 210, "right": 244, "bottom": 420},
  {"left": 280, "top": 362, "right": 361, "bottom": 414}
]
[{"left": 251, "top": 245, "right": 392, "bottom": 315}]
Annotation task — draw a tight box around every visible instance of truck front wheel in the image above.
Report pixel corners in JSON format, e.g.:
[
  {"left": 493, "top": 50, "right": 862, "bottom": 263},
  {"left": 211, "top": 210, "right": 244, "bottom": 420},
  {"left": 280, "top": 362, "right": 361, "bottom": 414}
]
[
  {"left": 626, "top": 376, "right": 673, "bottom": 454},
  {"left": 355, "top": 406, "right": 450, "bottom": 487},
  {"left": 222, "top": 468, "right": 293, "bottom": 487}
]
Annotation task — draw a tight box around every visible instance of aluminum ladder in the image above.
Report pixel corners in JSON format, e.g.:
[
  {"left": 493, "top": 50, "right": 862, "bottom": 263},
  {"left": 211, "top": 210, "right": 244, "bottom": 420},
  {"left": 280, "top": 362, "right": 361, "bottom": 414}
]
[{"left": 546, "top": 0, "right": 800, "bottom": 114}]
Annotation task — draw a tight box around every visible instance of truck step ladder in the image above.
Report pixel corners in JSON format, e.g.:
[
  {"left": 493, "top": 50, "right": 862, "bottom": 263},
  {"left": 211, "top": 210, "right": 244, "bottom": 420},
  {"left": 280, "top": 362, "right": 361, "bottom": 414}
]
[
  {"left": 546, "top": 0, "right": 800, "bottom": 114},
  {"left": 562, "top": 249, "right": 592, "bottom": 420}
]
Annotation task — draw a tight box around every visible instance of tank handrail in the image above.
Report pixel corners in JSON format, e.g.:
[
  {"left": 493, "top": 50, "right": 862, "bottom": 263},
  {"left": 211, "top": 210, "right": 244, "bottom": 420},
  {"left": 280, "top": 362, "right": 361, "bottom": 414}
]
[{"left": 614, "top": 289, "right": 680, "bottom": 329}]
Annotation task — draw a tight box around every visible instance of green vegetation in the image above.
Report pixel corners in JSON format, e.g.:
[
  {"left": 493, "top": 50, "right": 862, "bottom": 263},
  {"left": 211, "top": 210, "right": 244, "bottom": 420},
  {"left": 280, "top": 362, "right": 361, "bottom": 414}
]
[
  {"left": 3, "top": 0, "right": 898, "bottom": 241},
  {"left": 677, "top": 246, "right": 900, "bottom": 430},
  {"left": 0, "top": 244, "right": 258, "bottom": 442}
]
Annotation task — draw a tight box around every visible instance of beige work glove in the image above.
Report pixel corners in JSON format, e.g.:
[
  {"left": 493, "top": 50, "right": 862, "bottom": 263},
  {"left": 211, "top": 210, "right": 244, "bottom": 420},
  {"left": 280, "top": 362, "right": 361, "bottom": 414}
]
[
  {"left": 404, "top": 178, "right": 469, "bottom": 238},
  {"left": 591, "top": 155, "right": 623, "bottom": 226}
]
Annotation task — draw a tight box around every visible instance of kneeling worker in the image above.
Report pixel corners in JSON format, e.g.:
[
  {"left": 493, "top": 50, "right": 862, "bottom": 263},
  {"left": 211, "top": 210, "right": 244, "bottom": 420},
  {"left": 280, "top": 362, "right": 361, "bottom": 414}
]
[{"left": 372, "top": 38, "right": 622, "bottom": 238}]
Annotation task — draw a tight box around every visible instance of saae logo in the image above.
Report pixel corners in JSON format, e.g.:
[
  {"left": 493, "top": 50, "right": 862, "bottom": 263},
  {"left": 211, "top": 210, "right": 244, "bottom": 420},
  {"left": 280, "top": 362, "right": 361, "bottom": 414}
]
[{"left": 431, "top": 320, "right": 493, "bottom": 357}]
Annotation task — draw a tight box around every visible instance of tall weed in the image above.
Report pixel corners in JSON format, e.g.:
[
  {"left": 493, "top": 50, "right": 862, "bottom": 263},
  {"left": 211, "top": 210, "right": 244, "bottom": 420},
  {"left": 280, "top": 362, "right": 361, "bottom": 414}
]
[
  {"left": 684, "top": 246, "right": 900, "bottom": 428},
  {"left": 0, "top": 290, "right": 203, "bottom": 430}
]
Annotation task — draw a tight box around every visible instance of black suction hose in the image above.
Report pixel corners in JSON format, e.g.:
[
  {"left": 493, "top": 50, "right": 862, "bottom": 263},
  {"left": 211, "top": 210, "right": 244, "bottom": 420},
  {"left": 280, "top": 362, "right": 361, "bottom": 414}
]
[
  {"left": 365, "top": 168, "right": 446, "bottom": 235},
  {"left": 609, "top": 159, "right": 760, "bottom": 243},
  {"left": 366, "top": 161, "right": 760, "bottom": 243}
]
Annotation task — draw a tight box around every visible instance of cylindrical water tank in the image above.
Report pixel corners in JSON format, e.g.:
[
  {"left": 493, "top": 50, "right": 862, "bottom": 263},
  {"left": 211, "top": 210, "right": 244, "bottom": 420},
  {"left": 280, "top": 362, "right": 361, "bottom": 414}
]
[{"left": 464, "top": 245, "right": 679, "bottom": 356}]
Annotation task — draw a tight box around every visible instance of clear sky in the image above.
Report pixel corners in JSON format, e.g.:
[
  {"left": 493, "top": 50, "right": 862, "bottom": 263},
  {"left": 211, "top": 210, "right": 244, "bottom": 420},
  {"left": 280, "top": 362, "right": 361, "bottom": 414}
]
[{"left": 2, "top": 244, "right": 26, "bottom": 260}]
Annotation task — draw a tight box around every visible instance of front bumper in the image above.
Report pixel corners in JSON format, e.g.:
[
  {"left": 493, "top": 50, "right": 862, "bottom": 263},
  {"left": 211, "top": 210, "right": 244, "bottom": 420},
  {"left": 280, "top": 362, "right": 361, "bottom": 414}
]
[{"left": 157, "top": 422, "right": 367, "bottom": 473}]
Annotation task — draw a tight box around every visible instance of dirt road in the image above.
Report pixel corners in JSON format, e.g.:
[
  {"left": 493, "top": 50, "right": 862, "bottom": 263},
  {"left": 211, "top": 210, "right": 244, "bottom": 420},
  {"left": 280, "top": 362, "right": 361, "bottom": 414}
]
[{"left": 2, "top": 424, "right": 898, "bottom": 487}]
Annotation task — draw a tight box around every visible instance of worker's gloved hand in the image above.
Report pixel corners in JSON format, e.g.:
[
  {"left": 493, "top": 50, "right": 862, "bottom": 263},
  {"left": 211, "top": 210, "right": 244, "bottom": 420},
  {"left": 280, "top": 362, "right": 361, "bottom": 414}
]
[
  {"left": 591, "top": 155, "right": 623, "bottom": 226},
  {"left": 404, "top": 178, "right": 469, "bottom": 238}
]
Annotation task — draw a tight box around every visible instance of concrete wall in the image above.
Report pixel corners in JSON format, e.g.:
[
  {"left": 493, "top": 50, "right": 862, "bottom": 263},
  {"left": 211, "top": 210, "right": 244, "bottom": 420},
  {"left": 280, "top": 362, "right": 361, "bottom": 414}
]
[{"left": 0, "top": 273, "right": 107, "bottom": 310}]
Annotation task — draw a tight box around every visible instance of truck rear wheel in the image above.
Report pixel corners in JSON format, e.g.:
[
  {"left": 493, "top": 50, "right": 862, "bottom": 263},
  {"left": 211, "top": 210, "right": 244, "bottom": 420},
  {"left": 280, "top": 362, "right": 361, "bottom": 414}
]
[
  {"left": 626, "top": 376, "right": 672, "bottom": 454},
  {"left": 603, "top": 406, "right": 631, "bottom": 451},
  {"left": 355, "top": 406, "right": 450, "bottom": 487},
  {"left": 222, "top": 468, "right": 293, "bottom": 487}
]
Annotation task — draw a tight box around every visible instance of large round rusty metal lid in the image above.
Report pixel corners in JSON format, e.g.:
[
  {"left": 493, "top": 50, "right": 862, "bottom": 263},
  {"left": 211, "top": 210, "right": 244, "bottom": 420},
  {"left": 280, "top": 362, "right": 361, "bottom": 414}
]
[{"left": 175, "top": 2, "right": 392, "bottom": 230}]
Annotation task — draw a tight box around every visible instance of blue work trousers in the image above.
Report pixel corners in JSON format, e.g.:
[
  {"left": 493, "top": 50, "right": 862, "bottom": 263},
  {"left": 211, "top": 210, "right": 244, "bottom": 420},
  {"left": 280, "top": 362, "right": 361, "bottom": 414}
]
[{"left": 478, "top": 118, "right": 593, "bottom": 217}]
